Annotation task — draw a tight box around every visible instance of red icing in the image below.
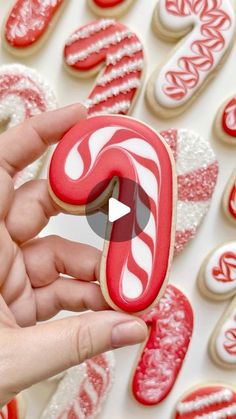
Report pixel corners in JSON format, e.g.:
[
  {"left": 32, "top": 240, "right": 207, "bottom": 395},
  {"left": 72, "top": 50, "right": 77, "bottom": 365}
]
[
  {"left": 132, "top": 285, "right": 193, "bottom": 405},
  {"left": 49, "top": 115, "right": 174, "bottom": 313},
  {"left": 92, "top": 0, "right": 125, "bottom": 7},
  {"left": 175, "top": 385, "right": 236, "bottom": 419},
  {"left": 222, "top": 97, "right": 236, "bottom": 138},
  {"left": 64, "top": 20, "right": 144, "bottom": 116},
  {"left": 224, "top": 322, "right": 236, "bottom": 355},
  {"left": 228, "top": 180, "right": 236, "bottom": 220},
  {"left": 5, "top": 0, "right": 64, "bottom": 48},
  {"left": 0, "top": 399, "right": 18, "bottom": 419},
  {"left": 212, "top": 252, "right": 236, "bottom": 282}
]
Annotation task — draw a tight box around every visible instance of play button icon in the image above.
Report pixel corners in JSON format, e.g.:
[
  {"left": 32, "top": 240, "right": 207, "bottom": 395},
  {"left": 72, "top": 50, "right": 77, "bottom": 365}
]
[{"left": 108, "top": 198, "right": 131, "bottom": 223}]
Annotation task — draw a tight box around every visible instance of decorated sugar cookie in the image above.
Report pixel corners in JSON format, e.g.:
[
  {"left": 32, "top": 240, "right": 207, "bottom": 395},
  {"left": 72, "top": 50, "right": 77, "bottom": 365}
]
[
  {"left": 87, "top": 0, "right": 136, "bottom": 17},
  {"left": 175, "top": 384, "right": 236, "bottom": 418},
  {"left": 214, "top": 96, "right": 236, "bottom": 146},
  {"left": 40, "top": 353, "right": 115, "bottom": 419},
  {"left": 198, "top": 241, "right": 236, "bottom": 301},
  {"left": 48, "top": 115, "right": 176, "bottom": 313},
  {"left": 3, "top": 0, "right": 67, "bottom": 56},
  {"left": 63, "top": 19, "right": 144, "bottom": 116},
  {"left": 210, "top": 296, "right": 236, "bottom": 369},
  {"left": 161, "top": 129, "right": 218, "bottom": 255},
  {"left": 132, "top": 285, "right": 193, "bottom": 405},
  {"left": 222, "top": 169, "right": 236, "bottom": 226},
  {"left": 146, "top": 0, "right": 236, "bottom": 118},
  {"left": 0, "top": 395, "right": 26, "bottom": 419},
  {"left": 0, "top": 64, "right": 57, "bottom": 188}
]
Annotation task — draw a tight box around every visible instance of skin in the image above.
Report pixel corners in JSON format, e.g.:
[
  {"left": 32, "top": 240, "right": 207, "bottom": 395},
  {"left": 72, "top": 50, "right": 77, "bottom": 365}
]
[{"left": 0, "top": 104, "right": 147, "bottom": 408}]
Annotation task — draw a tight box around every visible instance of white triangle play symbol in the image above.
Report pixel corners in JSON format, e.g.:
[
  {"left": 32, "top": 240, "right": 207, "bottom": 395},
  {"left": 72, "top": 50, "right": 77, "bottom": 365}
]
[{"left": 108, "top": 197, "right": 131, "bottom": 223}]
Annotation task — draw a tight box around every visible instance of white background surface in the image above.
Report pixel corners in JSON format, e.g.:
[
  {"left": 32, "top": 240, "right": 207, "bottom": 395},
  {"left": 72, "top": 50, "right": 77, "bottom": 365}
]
[{"left": 0, "top": 0, "right": 236, "bottom": 418}]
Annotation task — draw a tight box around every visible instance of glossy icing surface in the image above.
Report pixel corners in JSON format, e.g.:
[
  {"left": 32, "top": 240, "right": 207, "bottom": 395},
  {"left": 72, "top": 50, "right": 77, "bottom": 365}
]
[{"left": 92, "top": 0, "right": 125, "bottom": 7}]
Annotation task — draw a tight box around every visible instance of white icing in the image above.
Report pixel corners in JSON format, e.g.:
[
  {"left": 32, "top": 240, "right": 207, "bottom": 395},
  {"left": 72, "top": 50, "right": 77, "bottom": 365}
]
[
  {"left": 89, "top": 100, "right": 131, "bottom": 116},
  {"left": 122, "top": 264, "right": 143, "bottom": 299},
  {"left": 131, "top": 235, "right": 153, "bottom": 279},
  {"left": 107, "top": 41, "right": 143, "bottom": 65},
  {"left": 176, "top": 201, "right": 209, "bottom": 231},
  {"left": 177, "top": 389, "right": 233, "bottom": 413},
  {"left": 215, "top": 306, "right": 236, "bottom": 364},
  {"left": 64, "top": 140, "right": 84, "bottom": 180},
  {"left": 204, "top": 242, "right": 236, "bottom": 295},
  {"left": 88, "top": 126, "right": 119, "bottom": 169},
  {"left": 195, "top": 403, "right": 236, "bottom": 418},
  {"left": 66, "top": 19, "right": 115, "bottom": 46},
  {"left": 97, "top": 58, "right": 144, "bottom": 86},
  {"left": 154, "top": 0, "right": 235, "bottom": 107},
  {"left": 225, "top": 104, "right": 236, "bottom": 130}
]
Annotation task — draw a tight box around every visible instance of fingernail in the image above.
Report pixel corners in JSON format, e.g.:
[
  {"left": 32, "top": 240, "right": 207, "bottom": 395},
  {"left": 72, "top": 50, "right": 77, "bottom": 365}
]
[{"left": 111, "top": 321, "right": 147, "bottom": 348}]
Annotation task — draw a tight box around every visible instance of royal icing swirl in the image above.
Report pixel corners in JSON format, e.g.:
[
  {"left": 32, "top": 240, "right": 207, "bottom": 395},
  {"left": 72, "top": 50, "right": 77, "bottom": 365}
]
[
  {"left": 222, "top": 98, "right": 236, "bottom": 138},
  {"left": 229, "top": 181, "right": 236, "bottom": 220},
  {"left": 0, "top": 64, "right": 57, "bottom": 188},
  {"left": 0, "top": 399, "right": 19, "bottom": 419},
  {"left": 4, "top": 0, "right": 64, "bottom": 48},
  {"left": 214, "top": 303, "right": 236, "bottom": 366},
  {"left": 49, "top": 115, "right": 175, "bottom": 313},
  {"left": 175, "top": 385, "right": 236, "bottom": 419},
  {"left": 160, "top": 129, "right": 218, "bottom": 255},
  {"left": 132, "top": 285, "right": 193, "bottom": 405},
  {"left": 41, "top": 352, "right": 115, "bottom": 419},
  {"left": 154, "top": 0, "right": 235, "bottom": 108},
  {"left": 64, "top": 19, "right": 144, "bottom": 116}
]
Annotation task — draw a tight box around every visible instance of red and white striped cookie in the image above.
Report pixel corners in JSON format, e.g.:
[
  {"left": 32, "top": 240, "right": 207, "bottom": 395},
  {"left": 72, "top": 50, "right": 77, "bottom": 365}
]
[
  {"left": 3, "top": 0, "right": 67, "bottom": 56},
  {"left": 0, "top": 395, "right": 26, "bottom": 419},
  {"left": 0, "top": 64, "right": 57, "bottom": 188},
  {"left": 40, "top": 352, "right": 115, "bottom": 419},
  {"left": 132, "top": 284, "right": 193, "bottom": 406},
  {"left": 48, "top": 115, "right": 176, "bottom": 313},
  {"left": 222, "top": 169, "right": 236, "bottom": 227},
  {"left": 214, "top": 95, "right": 236, "bottom": 146},
  {"left": 175, "top": 384, "right": 236, "bottom": 418},
  {"left": 63, "top": 19, "right": 144, "bottom": 116},
  {"left": 87, "top": 0, "right": 136, "bottom": 17},
  {"left": 161, "top": 129, "right": 218, "bottom": 255}
]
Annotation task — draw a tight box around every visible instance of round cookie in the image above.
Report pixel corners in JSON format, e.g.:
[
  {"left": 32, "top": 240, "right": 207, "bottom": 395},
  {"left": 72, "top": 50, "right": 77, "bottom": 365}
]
[
  {"left": 63, "top": 19, "right": 144, "bottom": 116},
  {"left": 146, "top": 0, "right": 236, "bottom": 119},
  {"left": 222, "top": 169, "right": 236, "bottom": 226},
  {"left": 3, "top": 0, "right": 68, "bottom": 56},
  {"left": 87, "top": 0, "right": 137, "bottom": 18},
  {"left": 132, "top": 284, "right": 193, "bottom": 406},
  {"left": 214, "top": 96, "right": 236, "bottom": 146},
  {"left": 48, "top": 115, "right": 176, "bottom": 314},
  {"left": 0, "top": 64, "right": 57, "bottom": 188}
]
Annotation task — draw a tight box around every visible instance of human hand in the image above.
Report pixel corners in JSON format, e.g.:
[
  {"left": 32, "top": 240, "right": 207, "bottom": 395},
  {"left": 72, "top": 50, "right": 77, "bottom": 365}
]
[{"left": 0, "top": 104, "right": 147, "bottom": 407}]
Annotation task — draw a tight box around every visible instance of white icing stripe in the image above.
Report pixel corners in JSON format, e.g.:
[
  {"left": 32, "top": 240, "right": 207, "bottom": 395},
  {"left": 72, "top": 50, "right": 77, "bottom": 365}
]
[
  {"left": 65, "top": 19, "right": 115, "bottom": 45},
  {"left": 66, "top": 30, "right": 132, "bottom": 64},
  {"left": 65, "top": 140, "right": 84, "bottom": 180},
  {"left": 107, "top": 42, "right": 143, "bottom": 65},
  {"left": 83, "top": 380, "right": 99, "bottom": 406},
  {"left": 85, "top": 78, "right": 141, "bottom": 108},
  {"left": 195, "top": 404, "right": 236, "bottom": 419},
  {"left": 89, "top": 100, "right": 131, "bottom": 116},
  {"left": 226, "top": 104, "right": 236, "bottom": 130},
  {"left": 176, "top": 201, "right": 209, "bottom": 231},
  {"left": 97, "top": 58, "right": 144, "bottom": 85},
  {"left": 177, "top": 389, "right": 233, "bottom": 414}
]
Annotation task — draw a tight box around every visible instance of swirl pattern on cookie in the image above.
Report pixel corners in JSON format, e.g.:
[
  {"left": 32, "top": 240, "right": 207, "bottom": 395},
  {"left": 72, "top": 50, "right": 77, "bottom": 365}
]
[
  {"left": 222, "top": 98, "right": 236, "bottom": 139},
  {"left": 223, "top": 170, "right": 236, "bottom": 226},
  {"left": 64, "top": 19, "right": 144, "bottom": 116},
  {"left": 132, "top": 285, "right": 193, "bottom": 405},
  {"left": 148, "top": 0, "right": 235, "bottom": 116},
  {"left": 161, "top": 129, "right": 218, "bottom": 255},
  {"left": 4, "top": 0, "right": 65, "bottom": 52},
  {"left": 175, "top": 384, "right": 236, "bottom": 418},
  {"left": 0, "top": 64, "right": 57, "bottom": 188},
  {"left": 41, "top": 353, "right": 115, "bottom": 419},
  {"left": 48, "top": 115, "right": 175, "bottom": 313}
]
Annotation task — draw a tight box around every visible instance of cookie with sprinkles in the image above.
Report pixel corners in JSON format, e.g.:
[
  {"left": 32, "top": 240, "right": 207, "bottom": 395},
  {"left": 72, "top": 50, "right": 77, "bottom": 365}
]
[
  {"left": 87, "top": 0, "right": 137, "bottom": 18},
  {"left": 222, "top": 169, "right": 236, "bottom": 227},
  {"left": 214, "top": 95, "right": 236, "bottom": 146},
  {"left": 63, "top": 19, "right": 144, "bottom": 116}
]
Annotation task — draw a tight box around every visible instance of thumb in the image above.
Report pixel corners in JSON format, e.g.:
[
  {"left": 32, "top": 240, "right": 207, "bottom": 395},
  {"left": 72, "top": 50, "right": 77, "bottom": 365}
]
[{"left": 1, "top": 311, "right": 147, "bottom": 399}]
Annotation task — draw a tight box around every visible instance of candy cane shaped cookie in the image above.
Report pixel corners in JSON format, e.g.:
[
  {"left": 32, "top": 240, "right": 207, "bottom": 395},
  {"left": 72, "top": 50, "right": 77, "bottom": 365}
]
[
  {"left": 0, "top": 395, "right": 26, "bottom": 419},
  {"left": 87, "top": 0, "right": 137, "bottom": 17},
  {"left": 146, "top": 1, "right": 236, "bottom": 118},
  {"left": 214, "top": 95, "right": 236, "bottom": 146},
  {"left": 63, "top": 19, "right": 144, "bottom": 116},
  {"left": 41, "top": 352, "right": 115, "bottom": 419},
  {"left": 222, "top": 169, "right": 236, "bottom": 226},
  {"left": 3, "top": 0, "right": 68, "bottom": 56},
  {"left": 132, "top": 284, "right": 193, "bottom": 406},
  {"left": 0, "top": 64, "right": 57, "bottom": 188},
  {"left": 198, "top": 241, "right": 236, "bottom": 301},
  {"left": 174, "top": 384, "right": 236, "bottom": 418},
  {"left": 48, "top": 115, "right": 176, "bottom": 313},
  {"left": 160, "top": 129, "right": 218, "bottom": 255}
]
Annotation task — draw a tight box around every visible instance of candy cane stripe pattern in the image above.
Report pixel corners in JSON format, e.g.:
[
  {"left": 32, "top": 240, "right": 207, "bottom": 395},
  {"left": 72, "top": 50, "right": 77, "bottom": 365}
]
[
  {"left": 146, "top": 0, "right": 236, "bottom": 118},
  {"left": 175, "top": 384, "right": 236, "bottom": 419},
  {"left": 160, "top": 129, "right": 218, "bottom": 255},
  {"left": 214, "top": 95, "right": 236, "bottom": 146},
  {"left": 87, "top": 0, "right": 137, "bottom": 17},
  {"left": 63, "top": 19, "right": 144, "bottom": 117},
  {"left": 132, "top": 284, "right": 193, "bottom": 406},
  {"left": 40, "top": 352, "right": 115, "bottom": 419},
  {"left": 3, "top": 0, "right": 67, "bottom": 56},
  {"left": 0, "top": 395, "right": 26, "bottom": 419},
  {"left": 0, "top": 64, "right": 57, "bottom": 188},
  {"left": 222, "top": 169, "right": 236, "bottom": 226},
  {"left": 48, "top": 115, "right": 176, "bottom": 313}
]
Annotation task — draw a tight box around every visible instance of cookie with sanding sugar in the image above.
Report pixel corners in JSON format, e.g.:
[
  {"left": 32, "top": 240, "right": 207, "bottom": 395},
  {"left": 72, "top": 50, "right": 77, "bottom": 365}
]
[
  {"left": 131, "top": 284, "right": 193, "bottom": 405},
  {"left": 0, "top": 394, "right": 26, "bottom": 419},
  {"left": 3, "top": 0, "right": 68, "bottom": 56},
  {"left": 222, "top": 169, "right": 236, "bottom": 227},
  {"left": 87, "top": 0, "right": 137, "bottom": 17},
  {"left": 174, "top": 384, "right": 236, "bottom": 418},
  {"left": 214, "top": 95, "right": 236, "bottom": 146},
  {"left": 146, "top": 0, "right": 236, "bottom": 118},
  {"left": 48, "top": 115, "right": 176, "bottom": 314}
]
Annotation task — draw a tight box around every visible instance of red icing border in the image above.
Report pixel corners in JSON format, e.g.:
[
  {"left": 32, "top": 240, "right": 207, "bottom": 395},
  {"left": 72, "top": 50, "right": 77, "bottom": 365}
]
[
  {"left": 93, "top": 0, "right": 125, "bottom": 7},
  {"left": 222, "top": 98, "right": 236, "bottom": 138}
]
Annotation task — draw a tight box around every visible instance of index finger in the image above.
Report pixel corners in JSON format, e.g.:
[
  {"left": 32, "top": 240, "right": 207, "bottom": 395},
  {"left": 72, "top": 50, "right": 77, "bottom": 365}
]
[{"left": 0, "top": 104, "right": 87, "bottom": 177}]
